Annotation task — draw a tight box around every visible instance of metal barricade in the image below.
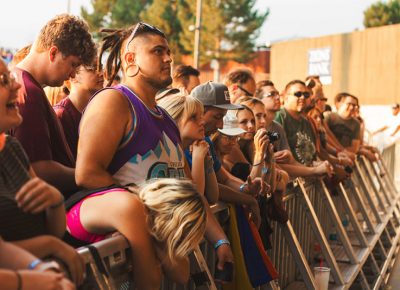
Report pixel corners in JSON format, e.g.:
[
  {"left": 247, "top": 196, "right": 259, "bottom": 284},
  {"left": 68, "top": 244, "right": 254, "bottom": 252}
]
[{"left": 74, "top": 145, "right": 400, "bottom": 290}]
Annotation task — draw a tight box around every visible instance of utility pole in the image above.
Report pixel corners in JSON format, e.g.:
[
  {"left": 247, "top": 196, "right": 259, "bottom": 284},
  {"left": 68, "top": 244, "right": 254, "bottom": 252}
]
[
  {"left": 67, "top": 0, "right": 71, "bottom": 13},
  {"left": 193, "top": 0, "right": 202, "bottom": 69}
]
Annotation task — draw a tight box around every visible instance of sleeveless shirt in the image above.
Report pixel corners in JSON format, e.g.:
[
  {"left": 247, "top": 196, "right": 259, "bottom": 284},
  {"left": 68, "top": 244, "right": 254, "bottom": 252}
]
[{"left": 91, "top": 84, "right": 185, "bottom": 185}]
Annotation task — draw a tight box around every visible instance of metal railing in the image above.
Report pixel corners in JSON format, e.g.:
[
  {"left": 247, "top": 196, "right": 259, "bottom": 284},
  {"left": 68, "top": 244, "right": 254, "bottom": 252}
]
[{"left": 72, "top": 142, "right": 400, "bottom": 290}]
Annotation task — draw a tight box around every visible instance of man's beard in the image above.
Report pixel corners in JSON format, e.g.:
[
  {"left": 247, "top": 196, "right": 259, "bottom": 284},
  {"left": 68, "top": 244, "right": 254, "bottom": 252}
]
[{"left": 144, "top": 75, "right": 173, "bottom": 91}]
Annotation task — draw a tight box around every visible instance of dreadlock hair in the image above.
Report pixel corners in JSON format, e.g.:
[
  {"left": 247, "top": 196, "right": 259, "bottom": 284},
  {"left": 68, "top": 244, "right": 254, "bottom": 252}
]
[{"left": 98, "top": 23, "right": 166, "bottom": 86}]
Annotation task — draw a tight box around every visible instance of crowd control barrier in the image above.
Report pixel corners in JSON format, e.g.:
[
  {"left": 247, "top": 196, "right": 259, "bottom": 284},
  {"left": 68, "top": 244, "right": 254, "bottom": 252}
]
[{"left": 71, "top": 146, "right": 399, "bottom": 290}]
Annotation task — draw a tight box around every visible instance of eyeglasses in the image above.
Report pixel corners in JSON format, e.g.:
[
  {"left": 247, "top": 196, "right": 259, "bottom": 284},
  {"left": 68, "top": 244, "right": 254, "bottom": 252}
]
[
  {"left": 237, "top": 85, "right": 254, "bottom": 97},
  {"left": 0, "top": 71, "right": 16, "bottom": 88},
  {"left": 344, "top": 102, "right": 357, "bottom": 108},
  {"left": 220, "top": 135, "right": 240, "bottom": 142},
  {"left": 292, "top": 91, "right": 310, "bottom": 99},
  {"left": 261, "top": 91, "right": 279, "bottom": 99},
  {"left": 125, "top": 22, "right": 165, "bottom": 52}
]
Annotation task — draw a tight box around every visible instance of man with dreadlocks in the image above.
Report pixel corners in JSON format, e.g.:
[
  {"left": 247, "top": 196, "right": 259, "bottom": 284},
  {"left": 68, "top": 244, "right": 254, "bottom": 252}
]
[{"left": 67, "top": 23, "right": 234, "bottom": 287}]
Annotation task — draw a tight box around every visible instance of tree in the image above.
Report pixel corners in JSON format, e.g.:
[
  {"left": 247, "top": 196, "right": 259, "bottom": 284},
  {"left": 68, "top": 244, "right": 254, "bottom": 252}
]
[
  {"left": 81, "top": 0, "right": 268, "bottom": 65},
  {"left": 81, "top": 0, "right": 150, "bottom": 36},
  {"left": 364, "top": 0, "right": 400, "bottom": 28},
  {"left": 178, "top": 0, "right": 268, "bottom": 65}
]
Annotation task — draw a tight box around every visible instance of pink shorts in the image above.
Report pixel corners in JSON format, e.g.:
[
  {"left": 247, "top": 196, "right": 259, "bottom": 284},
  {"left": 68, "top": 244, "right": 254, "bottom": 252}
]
[{"left": 66, "top": 188, "right": 127, "bottom": 243}]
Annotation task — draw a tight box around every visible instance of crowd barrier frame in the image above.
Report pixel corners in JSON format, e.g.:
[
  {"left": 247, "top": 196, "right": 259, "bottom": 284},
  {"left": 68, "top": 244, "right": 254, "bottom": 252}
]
[{"left": 71, "top": 140, "right": 400, "bottom": 290}]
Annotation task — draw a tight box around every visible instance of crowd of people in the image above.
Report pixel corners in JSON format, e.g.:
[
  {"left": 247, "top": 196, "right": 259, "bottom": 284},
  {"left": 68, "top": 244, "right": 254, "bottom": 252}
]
[{"left": 0, "top": 14, "right": 385, "bottom": 290}]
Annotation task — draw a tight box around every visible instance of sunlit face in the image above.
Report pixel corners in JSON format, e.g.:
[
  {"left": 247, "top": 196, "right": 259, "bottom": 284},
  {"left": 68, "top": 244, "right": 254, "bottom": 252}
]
[
  {"left": 203, "top": 107, "right": 227, "bottom": 136},
  {"left": 252, "top": 103, "right": 267, "bottom": 130},
  {"left": 315, "top": 98, "right": 327, "bottom": 112},
  {"left": 260, "top": 85, "right": 280, "bottom": 112},
  {"left": 128, "top": 34, "right": 172, "bottom": 90},
  {"left": 0, "top": 60, "right": 22, "bottom": 132},
  {"left": 49, "top": 50, "right": 81, "bottom": 87},
  {"left": 338, "top": 96, "right": 358, "bottom": 119},
  {"left": 237, "top": 109, "right": 255, "bottom": 140},
  {"left": 178, "top": 108, "right": 205, "bottom": 143},
  {"left": 230, "top": 78, "right": 256, "bottom": 103},
  {"left": 215, "top": 134, "right": 237, "bottom": 155},
  {"left": 284, "top": 83, "right": 309, "bottom": 113},
  {"left": 309, "top": 110, "right": 322, "bottom": 129},
  {"left": 74, "top": 65, "right": 104, "bottom": 94}
]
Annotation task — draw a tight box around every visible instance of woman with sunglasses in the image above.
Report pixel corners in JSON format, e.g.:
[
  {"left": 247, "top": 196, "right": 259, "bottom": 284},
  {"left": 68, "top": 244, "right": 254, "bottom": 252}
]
[{"left": 0, "top": 59, "right": 78, "bottom": 288}]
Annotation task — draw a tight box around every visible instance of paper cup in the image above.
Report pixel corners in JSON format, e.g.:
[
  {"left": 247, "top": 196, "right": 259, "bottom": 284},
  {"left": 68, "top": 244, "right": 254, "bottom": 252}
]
[{"left": 314, "top": 267, "right": 330, "bottom": 290}]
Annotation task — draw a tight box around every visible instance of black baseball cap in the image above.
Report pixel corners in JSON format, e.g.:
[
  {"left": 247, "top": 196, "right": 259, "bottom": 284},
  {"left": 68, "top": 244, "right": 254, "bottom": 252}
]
[{"left": 191, "top": 81, "right": 242, "bottom": 110}]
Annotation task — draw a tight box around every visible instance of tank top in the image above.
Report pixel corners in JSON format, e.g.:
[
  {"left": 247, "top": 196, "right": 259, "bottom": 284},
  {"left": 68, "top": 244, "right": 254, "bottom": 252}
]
[{"left": 91, "top": 84, "right": 185, "bottom": 185}]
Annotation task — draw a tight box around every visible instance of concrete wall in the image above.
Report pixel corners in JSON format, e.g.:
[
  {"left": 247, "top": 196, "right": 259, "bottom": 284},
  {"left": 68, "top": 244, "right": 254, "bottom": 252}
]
[{"left": 270, "top": 24, "right": 400, "bottom": 105}]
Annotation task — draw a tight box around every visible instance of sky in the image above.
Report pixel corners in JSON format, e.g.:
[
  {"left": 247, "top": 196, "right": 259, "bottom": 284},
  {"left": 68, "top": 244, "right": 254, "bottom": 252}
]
[{"left": 0, "top": 0, "right": 378, "bottom": 50}]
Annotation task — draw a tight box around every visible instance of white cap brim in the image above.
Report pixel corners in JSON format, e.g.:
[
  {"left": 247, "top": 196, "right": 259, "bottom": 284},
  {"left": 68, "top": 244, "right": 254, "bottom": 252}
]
[{"left": 218, "top": 128, "right": 247, "bottom": 137}]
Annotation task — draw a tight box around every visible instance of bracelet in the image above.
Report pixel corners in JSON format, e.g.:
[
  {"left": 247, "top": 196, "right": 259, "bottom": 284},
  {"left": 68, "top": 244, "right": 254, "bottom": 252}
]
[
  {"left": 15, "top": 271, "right": 22, "bottom": 290},
  {"left": 28, "top": 258, "right": 43, "bottom": 270},
  {"left": 50, "top": 196, "right": 65, "bottom": 209},
  {"left": 239, "top": 183, "right": 247, "bottom": 192},
  {"left": 252, "top": 161, "right": 262, "bottom": 166},
  {"left": 262, "top": 167, "right": 269, "bottom": 174},
  {"left": 214, "top": 239, "right": 230, "bottom": 250}
]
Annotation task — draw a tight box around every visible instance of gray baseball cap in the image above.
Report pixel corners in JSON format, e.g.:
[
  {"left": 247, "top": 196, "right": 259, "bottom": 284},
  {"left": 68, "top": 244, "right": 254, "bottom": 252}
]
[{"left": 191, "top": 81, "right": 243, "bottom": 110}]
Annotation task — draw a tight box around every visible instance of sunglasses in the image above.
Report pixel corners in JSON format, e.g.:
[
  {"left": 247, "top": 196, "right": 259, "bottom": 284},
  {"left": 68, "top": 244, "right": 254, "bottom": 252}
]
[
  {"left": 125, "top": 22, "right": 165, "bottom": 52},
  {"left": 261, "top": 91, "right": 279, "bottom": 99},
  {"left": 292, "top": 91, "right": 310, "bottom": 99},
  {"left": 237, "top": 85, "right": 254, "bottom": 97},
  {"left": 0, "top": 71, "right": 16, "bottom": 88}
]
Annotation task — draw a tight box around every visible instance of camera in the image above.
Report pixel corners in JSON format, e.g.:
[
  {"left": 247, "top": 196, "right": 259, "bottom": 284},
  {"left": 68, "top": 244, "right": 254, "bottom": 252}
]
[
  {"left": 266, "top": 131, "right": 280, "bottom": 143},
  {"left": 344, "top": 165, "right": 353, "bottom": 174}
]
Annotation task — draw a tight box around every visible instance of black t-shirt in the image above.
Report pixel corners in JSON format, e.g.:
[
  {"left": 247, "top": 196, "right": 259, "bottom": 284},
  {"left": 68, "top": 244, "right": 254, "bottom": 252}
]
[{"left": 0, "top": 136, "right": 47, "bottom": 241}]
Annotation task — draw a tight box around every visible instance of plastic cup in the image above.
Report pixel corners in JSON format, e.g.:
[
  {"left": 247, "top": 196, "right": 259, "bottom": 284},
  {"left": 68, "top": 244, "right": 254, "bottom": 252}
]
[{"left": 314, "top": 267, "right": 330, "bottom": 290}]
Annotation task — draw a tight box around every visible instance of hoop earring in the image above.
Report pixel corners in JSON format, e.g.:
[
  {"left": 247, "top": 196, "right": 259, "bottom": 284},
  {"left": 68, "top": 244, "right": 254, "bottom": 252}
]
[{"left": 126, "top": 63, "right": 140, "bottom": 77}]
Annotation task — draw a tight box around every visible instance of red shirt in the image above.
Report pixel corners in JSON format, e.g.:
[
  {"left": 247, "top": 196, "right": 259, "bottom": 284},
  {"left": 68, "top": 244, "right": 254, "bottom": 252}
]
[
  {"left": 10, "top": 68, "right": 75, "bottom": 167},
  {"left": 54, "top": 97, "right": 81, "bottom": 160}
]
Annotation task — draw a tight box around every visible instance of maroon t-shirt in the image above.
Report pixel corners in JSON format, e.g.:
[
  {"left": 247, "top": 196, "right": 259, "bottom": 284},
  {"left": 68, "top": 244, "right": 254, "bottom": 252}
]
[
  {"left": 54, "top": 97, "right": 81, "bottom": 160},
  {"left": 10, "top": 68, "right": 75, "bottom": 167}
]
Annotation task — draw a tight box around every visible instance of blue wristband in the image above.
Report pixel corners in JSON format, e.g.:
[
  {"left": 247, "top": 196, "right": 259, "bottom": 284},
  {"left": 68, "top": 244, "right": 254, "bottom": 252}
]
[
  {"left": 28, "top": 258, "right": 42, "bottom": 270},
  {"left": 214, "top": 239, "right": 230, "bottom": 250},
  {"left": 239, "top": 183, "right": 247, "bottom": 193}
]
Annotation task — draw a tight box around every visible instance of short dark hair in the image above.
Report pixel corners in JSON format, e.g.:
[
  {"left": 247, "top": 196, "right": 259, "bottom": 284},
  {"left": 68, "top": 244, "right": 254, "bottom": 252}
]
[
  {"left": 173, "top": 65, "right": 200, "bottom": 87},
  {"left": 335, "top": 92, "right": 356, "bottom": 104},
  {"left": 224, "top": 68, "right": 254, "bottom": 87},
  {"left": 255, "top": 80, "right": 275, "bottom": 99},
  {"left": 284, "top": 80, "right": 306, "bottom": 94}
]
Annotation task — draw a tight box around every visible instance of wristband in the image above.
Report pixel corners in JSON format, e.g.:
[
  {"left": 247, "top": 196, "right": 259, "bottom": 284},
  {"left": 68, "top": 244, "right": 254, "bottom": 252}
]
[
  {"left": 214, "top": 239, "right": 230, "bottom": 250},
  {"left": 252, "top": 161, "right": 262, "bottom": 166},
  {"left": 28, "top": 258, "right": 43, "bottom": 270},
  {"left": 50, "top": 196, "right": 65, "bottom": 209},
  {"left": 239, "top": 183, "right": 247, "bottom": 193},
  {"left": 35, "top": 261, "right": 61, "bottom": 273},
  {"left": 262, "top": 167, "right": 269, "bottom": 174},
  {"left": 15, "top": 271, "right": 22, "bottom": 290}
]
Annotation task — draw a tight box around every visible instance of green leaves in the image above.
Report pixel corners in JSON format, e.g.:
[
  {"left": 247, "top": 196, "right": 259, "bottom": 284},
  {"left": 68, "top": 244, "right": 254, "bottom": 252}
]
[
  {"left": 364, "top": 0, "right": 400, "bottom": 28},
  {"left": 81, "top": 0, "right": 268, "bottom": 65}
]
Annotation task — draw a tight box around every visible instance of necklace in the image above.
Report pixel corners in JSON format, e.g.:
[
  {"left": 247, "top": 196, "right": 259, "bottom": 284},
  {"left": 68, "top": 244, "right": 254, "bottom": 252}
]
[{"left": 122, "top": 85, "right": 163, "bottom": 119}]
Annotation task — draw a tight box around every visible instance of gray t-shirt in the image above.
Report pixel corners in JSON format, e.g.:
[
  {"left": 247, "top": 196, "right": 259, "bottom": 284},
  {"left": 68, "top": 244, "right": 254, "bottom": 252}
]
[
  {"left": 274, "top": 108, "right": 316, "bottom": 166},
  {"left": 267, "top": 120, "right": 290, "bottom": 152},
  {"left": 326, "top": 113, "right": 360, "bottom": 148}
]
